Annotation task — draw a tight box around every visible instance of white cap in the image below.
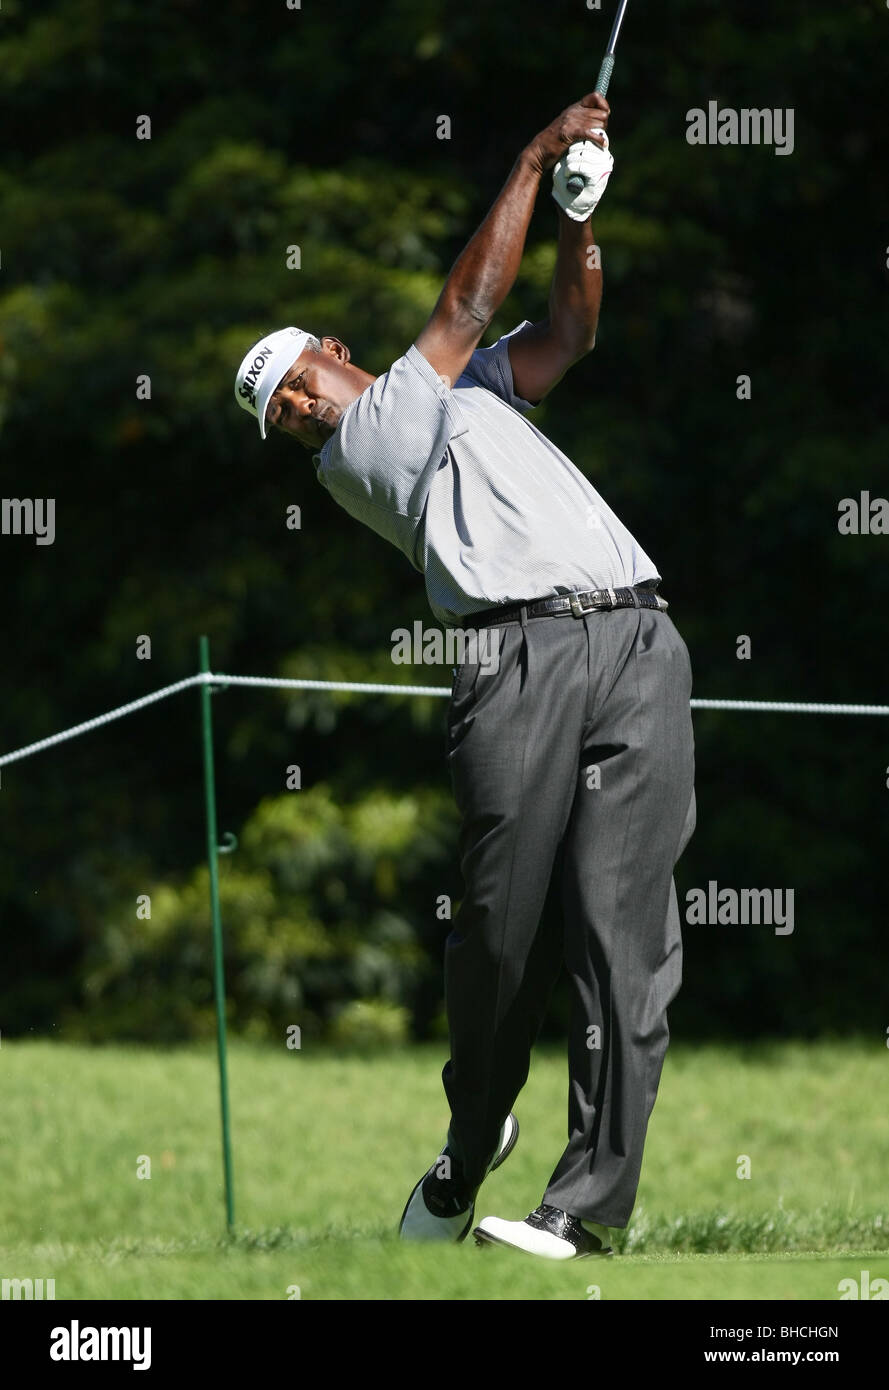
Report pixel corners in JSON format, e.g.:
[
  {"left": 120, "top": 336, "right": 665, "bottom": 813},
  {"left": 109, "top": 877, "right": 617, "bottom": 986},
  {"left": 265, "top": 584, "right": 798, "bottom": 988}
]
[{"left": 234, "top": 327, "right": 312, "bottom": 439}]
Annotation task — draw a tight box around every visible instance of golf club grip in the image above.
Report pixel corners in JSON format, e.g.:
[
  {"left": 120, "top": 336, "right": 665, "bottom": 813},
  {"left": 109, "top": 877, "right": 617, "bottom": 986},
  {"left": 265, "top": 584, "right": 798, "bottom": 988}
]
[
  {"left": 595, "top": 53, "right": 615, "bottom": 98},
  {"left": 564, "top": 55, "right": 615, "bottom": 194}
]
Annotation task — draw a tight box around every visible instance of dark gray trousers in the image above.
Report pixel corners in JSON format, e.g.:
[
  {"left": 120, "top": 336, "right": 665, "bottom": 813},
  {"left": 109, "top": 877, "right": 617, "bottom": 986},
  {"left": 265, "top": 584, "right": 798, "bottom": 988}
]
[{"left": 441, "top": 601, "right": 696, "bottom": 1228}]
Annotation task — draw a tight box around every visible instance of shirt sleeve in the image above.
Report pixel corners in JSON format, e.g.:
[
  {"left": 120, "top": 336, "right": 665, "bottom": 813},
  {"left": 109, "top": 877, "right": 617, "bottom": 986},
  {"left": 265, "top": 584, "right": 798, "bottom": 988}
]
[
  {"left": 316, "top": 344, "right": 468, "bottom": 525},
  {"left": 457, "top": 320, "right": 539, "bottom": 414}
]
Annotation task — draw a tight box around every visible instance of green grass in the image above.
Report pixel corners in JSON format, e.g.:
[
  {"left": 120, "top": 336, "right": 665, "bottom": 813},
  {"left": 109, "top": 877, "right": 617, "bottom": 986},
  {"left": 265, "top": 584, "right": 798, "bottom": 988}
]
[{"left": 0, "top": 1038, "right": 886, "bottom": 1300}]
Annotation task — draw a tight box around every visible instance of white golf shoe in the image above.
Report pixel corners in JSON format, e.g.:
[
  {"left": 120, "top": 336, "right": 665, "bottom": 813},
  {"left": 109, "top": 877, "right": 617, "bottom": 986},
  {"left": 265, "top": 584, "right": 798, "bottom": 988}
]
[
  {"left": 473, "top": 1203, "right": 613, "bottom": 1259},
  {"left": 398, "top": 1113, "right": 520, "bottom": 1243}
]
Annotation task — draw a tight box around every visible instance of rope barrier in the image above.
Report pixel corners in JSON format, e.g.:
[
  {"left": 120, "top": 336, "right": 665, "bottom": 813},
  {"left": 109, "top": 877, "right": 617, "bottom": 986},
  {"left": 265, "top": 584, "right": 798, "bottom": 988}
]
[
  {"left": 0, "top": 674, "right": 205, "bottom": 769},
  {"left": 1, "top": 673, "right": 886, "bottom": 770}
]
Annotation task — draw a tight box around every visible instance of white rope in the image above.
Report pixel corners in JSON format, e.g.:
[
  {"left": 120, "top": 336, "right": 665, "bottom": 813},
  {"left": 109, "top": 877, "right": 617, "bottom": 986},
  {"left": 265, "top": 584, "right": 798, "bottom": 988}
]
[
  {"left": 1, "top": 672, "right": 886, "bottom": 769},
  {"left": 688, "top": 698, "right": 889, "bottom": 716},
  {"left": 211, "top": 674, "right": 453, "bottom": 696},
  {"left": 0, "top": 674, "right": 205, "bottom": 768},
  {"left": 215, "top": 680, "right": 889, "bottom": 716}
]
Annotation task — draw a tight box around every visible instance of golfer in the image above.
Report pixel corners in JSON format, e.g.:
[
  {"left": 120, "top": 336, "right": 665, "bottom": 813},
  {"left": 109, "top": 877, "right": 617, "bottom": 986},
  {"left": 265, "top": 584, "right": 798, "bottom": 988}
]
[{"left": 234, "top": 93, "right": 696, "bottom": 1261}]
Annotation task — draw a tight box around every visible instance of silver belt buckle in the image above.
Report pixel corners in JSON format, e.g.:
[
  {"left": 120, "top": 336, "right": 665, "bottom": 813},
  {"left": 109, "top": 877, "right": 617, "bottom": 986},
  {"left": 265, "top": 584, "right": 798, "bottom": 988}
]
[{"left": 569, "top": 589, "right": 600, "bottom": 617}]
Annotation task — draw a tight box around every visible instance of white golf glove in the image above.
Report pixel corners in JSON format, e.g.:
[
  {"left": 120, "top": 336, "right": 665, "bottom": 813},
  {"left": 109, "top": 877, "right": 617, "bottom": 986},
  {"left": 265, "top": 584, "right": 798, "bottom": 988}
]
[{"left": 552, "top": 131, "right": 614, "bottom": 222}]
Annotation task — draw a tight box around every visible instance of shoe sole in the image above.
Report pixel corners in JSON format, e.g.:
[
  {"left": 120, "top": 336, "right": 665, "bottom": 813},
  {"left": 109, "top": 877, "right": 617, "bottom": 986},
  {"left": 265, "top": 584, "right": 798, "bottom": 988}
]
[
  {"left": 473, "top": 1226, "right": 613, "bottom": 1258},
  {"left": 488, "top": 1114, "right": 519, "bottom": 1173},
  {"left": 398, "top": 1114, "right": 520, "bottom": 1243}
]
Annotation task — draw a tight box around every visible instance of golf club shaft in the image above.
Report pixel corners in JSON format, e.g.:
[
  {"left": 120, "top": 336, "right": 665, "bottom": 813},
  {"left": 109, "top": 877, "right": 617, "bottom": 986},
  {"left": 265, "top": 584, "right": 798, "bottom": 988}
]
[
  {"left": 566, "top": 0, "right": 630, "bottom": 193},
  {"left": 595, "top": 0, "right": 630, "bottom": 99}
]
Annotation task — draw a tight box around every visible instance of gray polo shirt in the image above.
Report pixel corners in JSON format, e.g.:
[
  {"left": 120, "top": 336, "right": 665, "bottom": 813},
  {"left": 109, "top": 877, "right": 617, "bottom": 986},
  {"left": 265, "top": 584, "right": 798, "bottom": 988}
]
[{"left": 312, "top": 319, "right": 660, "bottom": 626}]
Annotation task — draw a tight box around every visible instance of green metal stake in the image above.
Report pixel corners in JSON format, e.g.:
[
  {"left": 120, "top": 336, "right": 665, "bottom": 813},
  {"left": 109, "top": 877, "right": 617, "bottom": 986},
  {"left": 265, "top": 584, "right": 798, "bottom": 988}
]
[{"left": 199, "top": 635, "right": 236, "bottom": 1231}]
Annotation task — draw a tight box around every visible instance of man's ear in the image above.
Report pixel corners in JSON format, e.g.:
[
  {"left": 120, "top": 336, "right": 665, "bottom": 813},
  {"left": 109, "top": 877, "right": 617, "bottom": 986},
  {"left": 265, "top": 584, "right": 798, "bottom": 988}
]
[{"left": 318, "top": 336, "right": 350, "bottom": 365}]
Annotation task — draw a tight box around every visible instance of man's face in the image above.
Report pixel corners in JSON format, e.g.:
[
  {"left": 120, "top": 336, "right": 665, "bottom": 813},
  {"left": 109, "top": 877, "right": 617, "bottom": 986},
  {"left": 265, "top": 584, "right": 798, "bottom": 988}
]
[{"left": 265, "top": 338, "right": 359, "bottom": 450}]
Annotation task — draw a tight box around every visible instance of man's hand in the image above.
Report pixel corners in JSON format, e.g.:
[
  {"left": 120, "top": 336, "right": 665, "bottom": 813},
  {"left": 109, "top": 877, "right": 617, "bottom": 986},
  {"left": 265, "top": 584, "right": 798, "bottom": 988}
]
[
  {"left": 552, "top": 132, "right": 614, "bottom": 222},
  {"left": 526, "top": 92, "right": 610, "bottom": 175}
]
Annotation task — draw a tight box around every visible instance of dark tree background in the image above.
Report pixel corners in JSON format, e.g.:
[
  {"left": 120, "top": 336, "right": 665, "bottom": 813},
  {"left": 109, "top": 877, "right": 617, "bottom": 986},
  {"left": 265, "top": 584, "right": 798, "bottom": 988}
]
[{"left": 1, "top": 0, "right": 886, "bottom": 1042}]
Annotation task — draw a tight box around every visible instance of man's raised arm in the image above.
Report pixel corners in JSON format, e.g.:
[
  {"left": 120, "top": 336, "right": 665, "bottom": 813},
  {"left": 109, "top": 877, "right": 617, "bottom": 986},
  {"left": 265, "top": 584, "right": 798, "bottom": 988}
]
[
  {"left": 414, "top": 93, "right": 611, "bottom": 388},
  {"left": 506, "top": 201, "right": 605, "bottom": 407}
]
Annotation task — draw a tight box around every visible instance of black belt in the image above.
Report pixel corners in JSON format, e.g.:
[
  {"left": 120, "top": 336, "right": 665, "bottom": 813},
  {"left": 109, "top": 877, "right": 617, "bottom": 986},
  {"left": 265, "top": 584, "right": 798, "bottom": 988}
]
[{"left": 465, "top": 582, "right": 668, "bottom": 628}]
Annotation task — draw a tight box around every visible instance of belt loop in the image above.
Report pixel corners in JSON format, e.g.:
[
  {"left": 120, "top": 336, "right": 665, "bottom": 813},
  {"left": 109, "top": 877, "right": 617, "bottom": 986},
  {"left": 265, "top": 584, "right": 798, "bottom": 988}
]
[
  {"left": 519, "top": 603, "right": 528, "bottom": 627},
  {"left": 629, "top": 586, "right": 641, "bottom": 609}
]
